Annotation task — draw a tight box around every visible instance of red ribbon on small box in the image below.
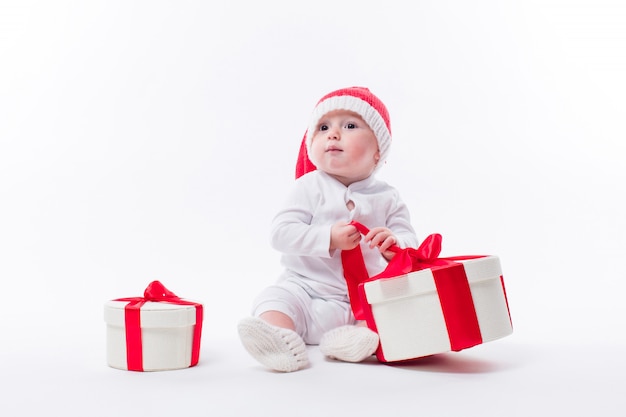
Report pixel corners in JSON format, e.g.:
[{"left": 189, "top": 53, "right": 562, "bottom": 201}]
[
  {"left": 114, "top": 281, "right": 203, "bottom": 371},
  {"left": 341, "top": 222, "right": 484, "bottom": 353}
]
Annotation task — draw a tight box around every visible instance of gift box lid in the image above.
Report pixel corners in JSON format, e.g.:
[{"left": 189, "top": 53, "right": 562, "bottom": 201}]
[
  {"left": 104, "top": 300, "right": 200, "bottom": 328},
  {"left": 363, "top": 255, "right": 502, "bottom": 305}
]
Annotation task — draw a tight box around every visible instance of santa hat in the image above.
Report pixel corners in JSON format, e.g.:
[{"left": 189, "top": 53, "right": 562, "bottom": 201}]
[{"left": 295, "top": 86, "right": 392, "bottom": 179}]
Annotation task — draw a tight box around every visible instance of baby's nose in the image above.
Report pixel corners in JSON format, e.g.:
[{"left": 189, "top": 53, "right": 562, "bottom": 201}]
[{"left": 327, "top": 128, "right": 340, "bottom": 139}]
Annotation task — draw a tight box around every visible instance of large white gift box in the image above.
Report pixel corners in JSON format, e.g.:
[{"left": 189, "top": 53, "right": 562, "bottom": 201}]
[
  {"left": 343, "top": 222, "right": 513, "bottom": 363},
  {"left": 104, "top": 281, "right": 203, "bottom": 371},
  {"left": 361, "top": 255, "right": 512, "bottom": 362}
]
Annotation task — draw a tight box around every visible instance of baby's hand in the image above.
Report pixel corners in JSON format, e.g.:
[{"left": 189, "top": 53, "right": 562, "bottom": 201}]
[
  {"left": 364, "top": 227, "right": 398, "bottom": 261},
  {"left": 330, "top": 222, "right": 361, "bottom": 251}
]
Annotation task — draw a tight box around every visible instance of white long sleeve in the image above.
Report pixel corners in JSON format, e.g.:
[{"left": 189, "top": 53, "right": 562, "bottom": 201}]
[{"left": 270, "top": 171, "right": 418, "bottom": 298}]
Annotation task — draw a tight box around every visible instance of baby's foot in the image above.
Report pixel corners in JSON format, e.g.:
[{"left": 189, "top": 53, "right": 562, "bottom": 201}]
[
  {"left": 237, "top": 317, "right": 309, "bottom": 372},
  {"left": 319, "top": 325, "right": 379, "bottom": 363}
]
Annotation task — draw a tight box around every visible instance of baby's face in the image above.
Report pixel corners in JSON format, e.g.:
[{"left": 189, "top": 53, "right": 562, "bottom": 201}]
[{"left": 310, "top": 110, "right": 380, "bottom": 186}]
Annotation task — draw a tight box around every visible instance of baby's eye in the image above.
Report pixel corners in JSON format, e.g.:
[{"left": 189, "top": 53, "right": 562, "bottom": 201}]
[
  {"left": 345, "top": 122, "right": 357, "bottom": 129},
  {"left": 318, "top": 124, "right": 329, "bottom": 131}
]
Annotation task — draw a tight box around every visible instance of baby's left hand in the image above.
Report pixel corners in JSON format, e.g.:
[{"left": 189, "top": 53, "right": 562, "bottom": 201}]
[{"left": 364, "top": 227, "right": 398, "bottom": 261}]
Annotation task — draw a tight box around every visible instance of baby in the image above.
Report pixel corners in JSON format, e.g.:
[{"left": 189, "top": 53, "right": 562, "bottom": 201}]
[{"left": 238, "top": 86, "right": 418, "bottom": 372}]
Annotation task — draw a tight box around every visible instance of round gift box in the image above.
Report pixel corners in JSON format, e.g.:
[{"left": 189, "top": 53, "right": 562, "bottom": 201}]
[{"left": 104, "top": 300, "right": 202, "bottom": 371}]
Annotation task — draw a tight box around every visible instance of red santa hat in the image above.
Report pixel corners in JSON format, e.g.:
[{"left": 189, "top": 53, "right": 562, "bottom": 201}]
[{"left": 295, "top": 86, "right": 392, "bottom": 179}]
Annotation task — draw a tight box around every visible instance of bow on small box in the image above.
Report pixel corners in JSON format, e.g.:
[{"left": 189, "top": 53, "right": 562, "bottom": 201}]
[
  {"left": 342, "top": 222, "right": 485, "bottom": 352},
  {"left": 114, "top": 281, "right": 203, "bottom": 371}
]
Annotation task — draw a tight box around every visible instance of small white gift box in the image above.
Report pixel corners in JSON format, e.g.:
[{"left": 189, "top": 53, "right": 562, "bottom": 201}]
[{"left": 104, "top": 281, "right": 203, "bottom": 371}]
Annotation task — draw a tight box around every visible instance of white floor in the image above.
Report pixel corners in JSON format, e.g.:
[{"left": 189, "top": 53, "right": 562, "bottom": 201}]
[{"left": 3, "top": 327, "right": 624, "bottom": 416}]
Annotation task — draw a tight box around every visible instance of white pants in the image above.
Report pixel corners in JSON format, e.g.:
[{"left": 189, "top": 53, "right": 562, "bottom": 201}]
[{"left": 251, "top": 274, "right": 356, "bottom": 345}]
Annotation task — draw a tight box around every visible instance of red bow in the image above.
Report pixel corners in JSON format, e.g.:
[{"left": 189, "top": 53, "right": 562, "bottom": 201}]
[
  {"left": 342, "top": 222, "right": 450, "bottom": 319},
  {"left": 348, "top": 221, "right": 444, "bottom": 278}
]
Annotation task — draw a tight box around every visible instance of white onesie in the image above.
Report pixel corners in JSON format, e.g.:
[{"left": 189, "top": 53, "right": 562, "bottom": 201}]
[{"left": 252, "top": 170, "right": 418, "bottom": 344}]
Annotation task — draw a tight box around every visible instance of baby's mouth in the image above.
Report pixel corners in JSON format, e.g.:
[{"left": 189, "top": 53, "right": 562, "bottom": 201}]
[{"left": 326, "top": 146, "right": 343, "bottom": 152}]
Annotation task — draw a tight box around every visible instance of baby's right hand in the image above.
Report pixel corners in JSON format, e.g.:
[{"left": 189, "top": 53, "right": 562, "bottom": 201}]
[{"left": 330, "top": 222, "right": 361, "bottom": 251}]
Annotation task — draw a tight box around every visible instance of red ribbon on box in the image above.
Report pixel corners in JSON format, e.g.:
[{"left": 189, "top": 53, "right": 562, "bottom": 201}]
[
  {"left": 341, "top": 222, "right": 483, "bottom": 353},
  {"left": 114, "top": 281, "right": 203, "bottom": 371}
]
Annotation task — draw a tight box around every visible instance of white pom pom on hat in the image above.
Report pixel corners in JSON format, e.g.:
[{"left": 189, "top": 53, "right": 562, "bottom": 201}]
[{"left": 296, "top": 86, "right": 392, "bottom": 179}]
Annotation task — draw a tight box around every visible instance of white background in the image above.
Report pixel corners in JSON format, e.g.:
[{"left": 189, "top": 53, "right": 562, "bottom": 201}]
[{"left": 1, "top": 0, "right": 625, "bottom": 415}]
